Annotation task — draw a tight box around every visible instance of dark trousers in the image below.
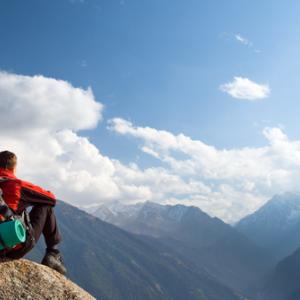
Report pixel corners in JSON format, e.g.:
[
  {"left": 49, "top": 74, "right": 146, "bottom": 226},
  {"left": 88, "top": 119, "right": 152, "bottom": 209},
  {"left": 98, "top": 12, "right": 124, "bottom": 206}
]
[{"left": 29, "top": 205, "right": 62, "bottom": 248}]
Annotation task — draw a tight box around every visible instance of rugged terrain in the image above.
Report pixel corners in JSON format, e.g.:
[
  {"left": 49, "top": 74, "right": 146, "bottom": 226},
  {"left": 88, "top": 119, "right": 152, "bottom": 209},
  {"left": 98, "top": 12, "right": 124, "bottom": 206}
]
[{"left": 0, "top": 258, "right": 94, "bottom": 300}]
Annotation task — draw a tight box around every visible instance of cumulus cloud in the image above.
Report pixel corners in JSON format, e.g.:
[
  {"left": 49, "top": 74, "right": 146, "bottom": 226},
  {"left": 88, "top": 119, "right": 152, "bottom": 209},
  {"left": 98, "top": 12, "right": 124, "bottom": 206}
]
[
  {"left": 109, "top": 118, "right": 300, "bottom": 222},
  {"left": 220, "top": 77, "right": 270, "bottom": 100},
  {"left": 0, "top": 72, "right": 199, "bottom": 216},
  {"left": 0, "top": 72, "right": 102, "bottom": 133},
  {"left": 0, "top": 72, "right": 113, "bottom": 205},
  {"left": 2, "top": 71, "right": 298, "bottom": 223}
]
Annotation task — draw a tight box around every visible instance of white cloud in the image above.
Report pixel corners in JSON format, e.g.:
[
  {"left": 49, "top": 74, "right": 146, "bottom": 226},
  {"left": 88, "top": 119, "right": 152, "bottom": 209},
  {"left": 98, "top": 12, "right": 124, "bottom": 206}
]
[
  {"left": 0, "top": 72, "right": 115, "bottom": 205},
  {"left": 220, "top": 77, "right": 270, "bottom": 100},
  {"left": 1, "top": 71, "right": 298, "bottom": 224},
  {"left": 0, "top": 72, "right": 102, "bottom": 133},
  {"left": 0, "top": 72, "right": 199, "bottom": 216},
  {"left": 109, "top": 118, "right": 300, "bottom": 222},
  {"left": 220, "top": 32, "right": 260, "bottom": 52},
  {"left": 235, "top": 34, "right": 252, "bottom": 47}
]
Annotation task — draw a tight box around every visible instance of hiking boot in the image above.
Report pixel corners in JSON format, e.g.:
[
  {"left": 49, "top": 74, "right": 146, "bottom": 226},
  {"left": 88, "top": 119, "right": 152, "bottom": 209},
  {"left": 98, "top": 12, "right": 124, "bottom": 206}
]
[{"left": 41, "top": 250, "right": 67, "bottom": 275}]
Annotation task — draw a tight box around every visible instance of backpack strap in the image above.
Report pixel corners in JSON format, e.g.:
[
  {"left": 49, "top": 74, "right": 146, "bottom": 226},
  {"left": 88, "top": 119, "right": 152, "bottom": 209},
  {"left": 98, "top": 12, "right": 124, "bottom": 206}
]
[{"left": 0, "top": 179, "right": 15, "bottom": 219}]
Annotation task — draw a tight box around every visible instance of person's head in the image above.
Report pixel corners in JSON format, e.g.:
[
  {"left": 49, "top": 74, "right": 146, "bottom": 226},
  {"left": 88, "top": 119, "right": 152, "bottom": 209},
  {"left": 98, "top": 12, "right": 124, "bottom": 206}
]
[{"left": 0, "top": 151, "right": 17, "bottom": 173}]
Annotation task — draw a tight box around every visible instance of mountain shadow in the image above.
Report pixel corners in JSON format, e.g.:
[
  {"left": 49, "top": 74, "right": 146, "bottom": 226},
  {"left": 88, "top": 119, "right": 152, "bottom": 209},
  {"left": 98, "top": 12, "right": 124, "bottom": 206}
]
[{"left": 259, "top": 246, "right": 300, "bottom": 300}]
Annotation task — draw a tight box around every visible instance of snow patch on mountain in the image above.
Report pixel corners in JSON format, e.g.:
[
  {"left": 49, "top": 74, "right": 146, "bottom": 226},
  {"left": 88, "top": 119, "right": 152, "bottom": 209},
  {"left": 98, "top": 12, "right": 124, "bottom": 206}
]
[{"left": 91, "top": 201, "right": 196, "bottom": 225}]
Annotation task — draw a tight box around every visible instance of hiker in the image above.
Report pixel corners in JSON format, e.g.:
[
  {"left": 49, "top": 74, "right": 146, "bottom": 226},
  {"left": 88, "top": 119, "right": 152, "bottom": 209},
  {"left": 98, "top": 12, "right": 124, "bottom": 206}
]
[{"left": 0, "top": 150, "right": 67, "bottom": 275}]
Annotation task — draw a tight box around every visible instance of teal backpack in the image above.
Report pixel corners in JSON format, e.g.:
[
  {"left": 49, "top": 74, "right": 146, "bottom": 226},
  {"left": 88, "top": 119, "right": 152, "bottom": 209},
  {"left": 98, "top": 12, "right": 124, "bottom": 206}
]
[{"left": 0, "top": 188, "right": 26, "bottom": 251}]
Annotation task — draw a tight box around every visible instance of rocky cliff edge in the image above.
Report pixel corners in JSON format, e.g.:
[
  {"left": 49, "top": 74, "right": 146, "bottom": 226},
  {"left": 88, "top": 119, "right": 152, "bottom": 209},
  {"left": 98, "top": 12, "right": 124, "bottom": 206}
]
[{"left": 0, "top": 259, "right": 95, "bottom": 300}]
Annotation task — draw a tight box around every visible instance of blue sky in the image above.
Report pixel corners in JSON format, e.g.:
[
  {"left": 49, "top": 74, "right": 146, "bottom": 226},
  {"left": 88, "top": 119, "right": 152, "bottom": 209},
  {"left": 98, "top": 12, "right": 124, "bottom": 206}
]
[
  {"left": 1, "top": 0, "right": 297, "bottom": 152},
  {"left": 1, "top": 0, "right": 300, "bottom": 222}
]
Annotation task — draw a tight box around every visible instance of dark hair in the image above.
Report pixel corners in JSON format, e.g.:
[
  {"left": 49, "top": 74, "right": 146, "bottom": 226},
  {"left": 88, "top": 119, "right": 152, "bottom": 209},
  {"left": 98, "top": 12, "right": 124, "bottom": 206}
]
[{"left": 0, "top": 151, "right": 17, "bottom": 170}]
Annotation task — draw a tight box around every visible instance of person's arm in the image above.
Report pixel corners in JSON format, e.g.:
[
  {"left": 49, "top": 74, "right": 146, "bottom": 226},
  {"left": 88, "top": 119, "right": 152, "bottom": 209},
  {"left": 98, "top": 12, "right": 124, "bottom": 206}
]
[{"left": 20, "top": 180, "right": 56, "bottom": 207}]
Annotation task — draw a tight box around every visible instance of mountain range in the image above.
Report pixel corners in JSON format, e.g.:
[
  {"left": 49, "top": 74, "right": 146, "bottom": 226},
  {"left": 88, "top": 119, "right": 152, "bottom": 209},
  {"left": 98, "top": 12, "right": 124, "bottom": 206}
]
[
  {"left": 92, "top": 201, "right": 274, "bottom": 296},
  {"left": 25, "top": 192, "right": 300, "bottom": 300},
  {"left": 27, "top": 201, "right": 244, "bottom": 300}
]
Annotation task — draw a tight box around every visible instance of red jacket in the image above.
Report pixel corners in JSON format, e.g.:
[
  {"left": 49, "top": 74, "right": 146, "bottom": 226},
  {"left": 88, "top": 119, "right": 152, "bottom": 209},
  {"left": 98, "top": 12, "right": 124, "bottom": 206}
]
[{"left": 0, "top": 168, "right": 56, "bottom": 213}]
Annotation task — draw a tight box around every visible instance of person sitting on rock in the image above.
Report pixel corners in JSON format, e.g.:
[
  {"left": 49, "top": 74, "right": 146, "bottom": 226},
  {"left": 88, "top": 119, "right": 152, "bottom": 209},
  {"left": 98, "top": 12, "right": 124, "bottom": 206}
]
[{"left": 0, "top": 150, "right": 67, "bottom": 275}]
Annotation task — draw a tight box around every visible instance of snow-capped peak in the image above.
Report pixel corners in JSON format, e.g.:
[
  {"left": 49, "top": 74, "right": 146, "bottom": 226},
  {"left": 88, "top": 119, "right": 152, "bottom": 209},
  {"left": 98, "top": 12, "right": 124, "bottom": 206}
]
[{"left": 238, "top": 193, "right": 300, "bottom": 229}]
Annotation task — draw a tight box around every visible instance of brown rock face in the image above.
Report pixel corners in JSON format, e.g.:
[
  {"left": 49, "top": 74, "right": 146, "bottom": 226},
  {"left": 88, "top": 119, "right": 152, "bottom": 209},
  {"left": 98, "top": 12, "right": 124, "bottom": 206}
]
[{"left": 0, "top": 259, "right": 95, "bottom": 300}]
